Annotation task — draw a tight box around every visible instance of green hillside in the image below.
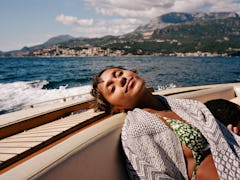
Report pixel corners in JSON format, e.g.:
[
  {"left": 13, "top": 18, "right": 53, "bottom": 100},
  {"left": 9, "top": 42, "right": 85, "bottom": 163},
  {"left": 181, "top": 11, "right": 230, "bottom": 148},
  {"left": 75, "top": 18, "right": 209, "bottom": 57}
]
[{"left": 103, "top": 17, "right": 240, "bottom": 56}]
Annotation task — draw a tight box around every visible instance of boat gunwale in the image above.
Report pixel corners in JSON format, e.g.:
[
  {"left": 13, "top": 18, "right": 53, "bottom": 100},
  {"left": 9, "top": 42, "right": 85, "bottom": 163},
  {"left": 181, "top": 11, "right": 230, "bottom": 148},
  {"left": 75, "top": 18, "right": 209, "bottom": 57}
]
[{"left": 0, "top": 99, "right": 94, "bottom": 140}]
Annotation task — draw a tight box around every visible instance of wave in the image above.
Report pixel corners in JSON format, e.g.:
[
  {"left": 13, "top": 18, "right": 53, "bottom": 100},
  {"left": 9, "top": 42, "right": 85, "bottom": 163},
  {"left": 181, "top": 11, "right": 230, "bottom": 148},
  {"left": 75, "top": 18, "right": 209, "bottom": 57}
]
[
  {"left": 157, "top": 83, "right": 177, "bottom": 90},
  {"left": 42, "top": 78, "right": 90, "bottom": 89},
  {"left": 0, "top": 80, "right": 92, "bottom": 114}
]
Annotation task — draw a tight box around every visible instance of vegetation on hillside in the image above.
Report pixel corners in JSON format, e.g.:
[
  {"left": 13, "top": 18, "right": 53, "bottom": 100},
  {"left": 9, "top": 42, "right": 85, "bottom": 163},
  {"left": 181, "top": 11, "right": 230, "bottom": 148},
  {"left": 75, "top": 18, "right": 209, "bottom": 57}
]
[{"left": 102, "top": 17, "right": 240, "bottom": 55}]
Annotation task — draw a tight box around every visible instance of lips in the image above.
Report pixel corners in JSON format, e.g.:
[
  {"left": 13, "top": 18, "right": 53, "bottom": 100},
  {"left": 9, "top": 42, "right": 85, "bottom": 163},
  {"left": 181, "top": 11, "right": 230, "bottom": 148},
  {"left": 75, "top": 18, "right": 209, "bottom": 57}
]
[{"left": 125, "top": 77, "right": 134, "bottom": 93}]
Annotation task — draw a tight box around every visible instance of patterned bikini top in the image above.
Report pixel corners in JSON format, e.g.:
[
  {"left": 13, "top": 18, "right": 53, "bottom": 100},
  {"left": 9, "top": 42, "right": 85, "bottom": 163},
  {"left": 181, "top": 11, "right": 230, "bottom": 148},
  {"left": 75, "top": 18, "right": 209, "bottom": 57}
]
[{"left": 161, "top": 116, "right": 209, "bottom": 180}]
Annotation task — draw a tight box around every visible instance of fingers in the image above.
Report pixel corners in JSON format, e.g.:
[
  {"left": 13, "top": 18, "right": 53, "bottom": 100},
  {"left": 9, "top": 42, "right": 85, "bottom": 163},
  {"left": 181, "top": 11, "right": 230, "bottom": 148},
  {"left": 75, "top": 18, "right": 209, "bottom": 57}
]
[
  {"left": 227, "top": 124, "right": 239, "bottom": 135},
  {"left": 233, "top": 127, "right": 239, "bottom": 135},
  {"left": 227, "top": 124, "right": 233, "bottom": 131}
]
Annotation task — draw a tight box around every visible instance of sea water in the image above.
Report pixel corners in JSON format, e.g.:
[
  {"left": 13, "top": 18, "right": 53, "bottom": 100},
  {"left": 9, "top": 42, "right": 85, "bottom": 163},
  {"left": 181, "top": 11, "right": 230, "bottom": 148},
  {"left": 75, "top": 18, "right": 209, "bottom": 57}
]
[{"left": 0, "top": 56, "right": 240, "bottom": 114}]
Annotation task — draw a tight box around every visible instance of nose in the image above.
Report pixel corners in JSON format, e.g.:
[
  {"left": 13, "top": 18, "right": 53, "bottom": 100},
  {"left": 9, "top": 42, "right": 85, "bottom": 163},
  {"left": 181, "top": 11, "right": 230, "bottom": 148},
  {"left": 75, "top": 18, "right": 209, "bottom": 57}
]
[{"left": 119, "top": 77, "right": 127, "bottom": 87}]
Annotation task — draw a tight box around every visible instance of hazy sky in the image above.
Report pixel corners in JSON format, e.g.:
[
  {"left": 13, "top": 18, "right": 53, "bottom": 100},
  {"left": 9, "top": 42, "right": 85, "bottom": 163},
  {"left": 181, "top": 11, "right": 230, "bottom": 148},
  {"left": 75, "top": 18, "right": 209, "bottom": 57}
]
[{"left": 1, "top": 0, "right": 240, "bottom": 51}]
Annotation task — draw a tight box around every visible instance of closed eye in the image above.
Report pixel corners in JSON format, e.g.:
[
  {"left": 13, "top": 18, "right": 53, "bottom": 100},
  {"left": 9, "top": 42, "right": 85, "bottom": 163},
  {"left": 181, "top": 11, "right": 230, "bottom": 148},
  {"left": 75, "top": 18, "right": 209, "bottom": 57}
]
[
  {"left": 113, "top": 71, "right": 116, "bottom": 78},
  {"left": 118, "top": 71, "right": 123, "bottom": 77},
  {"left": 111, "top": 86, "right": 115, "bottom": 93},
  {"left": 116, "top": 71, "right": 123, "bottom": 77}
]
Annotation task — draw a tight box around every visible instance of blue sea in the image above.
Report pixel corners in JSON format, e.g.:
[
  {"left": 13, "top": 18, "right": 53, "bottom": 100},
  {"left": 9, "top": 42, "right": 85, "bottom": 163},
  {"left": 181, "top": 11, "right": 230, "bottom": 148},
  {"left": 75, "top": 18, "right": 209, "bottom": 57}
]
[{"left": 0, "top": 56, "right": 240, "bottom": 114}]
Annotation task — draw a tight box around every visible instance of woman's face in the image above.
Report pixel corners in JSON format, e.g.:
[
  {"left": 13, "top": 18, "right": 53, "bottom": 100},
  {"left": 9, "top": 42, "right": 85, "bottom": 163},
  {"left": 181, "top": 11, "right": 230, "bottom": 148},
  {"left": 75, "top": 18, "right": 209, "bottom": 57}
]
[{"left": 97, "top": 68, "right": 146, "bottom": 111}]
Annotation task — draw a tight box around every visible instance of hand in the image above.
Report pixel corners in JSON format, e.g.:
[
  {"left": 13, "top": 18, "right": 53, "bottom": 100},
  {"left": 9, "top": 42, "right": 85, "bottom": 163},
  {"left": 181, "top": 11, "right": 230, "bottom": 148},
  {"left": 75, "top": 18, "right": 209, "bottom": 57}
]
[{"left": 227, "top": 124, "right": 239, "bottom": 135}]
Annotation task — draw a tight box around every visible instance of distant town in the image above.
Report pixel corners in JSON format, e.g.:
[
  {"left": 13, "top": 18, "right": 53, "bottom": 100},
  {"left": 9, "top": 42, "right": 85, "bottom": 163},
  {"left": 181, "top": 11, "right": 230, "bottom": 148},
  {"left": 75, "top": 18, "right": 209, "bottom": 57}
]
[
  {"left": 30, "top": 45, "right": 125, "bottom": 57},
  {"left": 18, "top": 45, "right": 229, "bottom": 58}
]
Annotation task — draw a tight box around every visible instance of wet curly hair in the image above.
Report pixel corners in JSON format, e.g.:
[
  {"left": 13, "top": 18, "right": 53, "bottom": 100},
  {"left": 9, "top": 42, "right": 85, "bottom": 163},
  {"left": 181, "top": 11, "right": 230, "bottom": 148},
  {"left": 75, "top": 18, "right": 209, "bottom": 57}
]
[{"left": 90, "top": 66, "right": 137, "bottom": 114}]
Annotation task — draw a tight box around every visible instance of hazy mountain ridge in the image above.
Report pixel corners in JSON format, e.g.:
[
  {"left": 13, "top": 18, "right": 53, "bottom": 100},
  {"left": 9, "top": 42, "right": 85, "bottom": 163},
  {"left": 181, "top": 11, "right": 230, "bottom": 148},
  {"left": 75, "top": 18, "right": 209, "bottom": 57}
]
[
  {"left": 152, "top": 17, "right": 240, "bottom": 39},
  {"left": 2, "top": 12, "right": 240, "bottom": 57},
  {"left": 43, "top": 35, "right": 75, "bottom": 46},
  {"left": 136, "top": 12, "right": 239, "bottom": 32}
]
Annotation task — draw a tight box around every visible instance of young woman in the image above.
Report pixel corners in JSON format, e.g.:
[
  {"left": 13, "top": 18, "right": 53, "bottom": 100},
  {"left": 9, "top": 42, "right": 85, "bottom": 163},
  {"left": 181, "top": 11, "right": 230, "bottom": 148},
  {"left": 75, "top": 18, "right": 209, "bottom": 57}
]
[{"left": 91, "top": 67, "right": 240, "bottom": 180}]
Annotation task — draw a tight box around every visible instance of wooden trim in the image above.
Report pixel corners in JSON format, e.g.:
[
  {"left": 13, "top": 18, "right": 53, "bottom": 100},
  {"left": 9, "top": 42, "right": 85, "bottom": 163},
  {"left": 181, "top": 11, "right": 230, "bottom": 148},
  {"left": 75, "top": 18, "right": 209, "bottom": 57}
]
[
  {"left": 0, "top": 112, "right": 108, "bottom": 171},
  {"left": 0, "top": 100, "right": 93, "bottom": 140}
]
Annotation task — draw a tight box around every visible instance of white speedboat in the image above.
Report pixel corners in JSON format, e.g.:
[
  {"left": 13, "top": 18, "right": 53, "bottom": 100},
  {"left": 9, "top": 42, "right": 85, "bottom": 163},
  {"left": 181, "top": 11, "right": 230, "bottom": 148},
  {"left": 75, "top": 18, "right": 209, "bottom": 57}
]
[{"left": 0, "top": 83, "right": 240, "bottom": 180}]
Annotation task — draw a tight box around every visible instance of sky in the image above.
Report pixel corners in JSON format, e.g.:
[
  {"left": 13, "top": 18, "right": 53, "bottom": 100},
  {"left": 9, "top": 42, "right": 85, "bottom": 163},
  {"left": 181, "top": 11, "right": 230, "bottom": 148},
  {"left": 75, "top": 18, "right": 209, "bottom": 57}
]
[{"left": 0, "top": 0, "right": 240, "bottom": 52}]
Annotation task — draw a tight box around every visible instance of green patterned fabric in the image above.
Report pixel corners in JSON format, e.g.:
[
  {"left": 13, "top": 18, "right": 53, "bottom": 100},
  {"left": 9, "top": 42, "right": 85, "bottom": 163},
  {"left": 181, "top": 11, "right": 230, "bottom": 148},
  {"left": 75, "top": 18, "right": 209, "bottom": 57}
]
[{"left": 163, "top": 117, "right": 209, "bottom": 180}]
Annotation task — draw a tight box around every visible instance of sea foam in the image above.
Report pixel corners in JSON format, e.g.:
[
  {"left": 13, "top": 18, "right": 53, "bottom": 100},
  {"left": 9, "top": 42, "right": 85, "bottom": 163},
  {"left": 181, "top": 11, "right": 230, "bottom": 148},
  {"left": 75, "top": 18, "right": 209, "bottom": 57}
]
[
  {"left": 157, "top": 83, "right": 177, "bottom": 90},
  {"left": 0, "top": 80, "right": 92, "bottom": 114}
]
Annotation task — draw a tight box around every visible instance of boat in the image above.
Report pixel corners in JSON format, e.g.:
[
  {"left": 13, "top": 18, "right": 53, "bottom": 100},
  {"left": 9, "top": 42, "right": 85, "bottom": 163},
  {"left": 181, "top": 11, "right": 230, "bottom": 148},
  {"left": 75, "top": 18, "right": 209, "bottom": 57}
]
[{"left": 0, "top": 82, "right": 240, "bottom": 179}]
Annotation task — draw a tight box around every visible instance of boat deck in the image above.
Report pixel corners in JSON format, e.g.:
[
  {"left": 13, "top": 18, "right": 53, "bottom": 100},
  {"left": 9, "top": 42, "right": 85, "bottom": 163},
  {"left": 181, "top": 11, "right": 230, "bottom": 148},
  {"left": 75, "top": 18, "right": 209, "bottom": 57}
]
[
  {"left": 0, "top": 109, "right": 105, "bottom": 171},
  {"left": 0, "top": 82, "right": 240, "bottom": 179}
]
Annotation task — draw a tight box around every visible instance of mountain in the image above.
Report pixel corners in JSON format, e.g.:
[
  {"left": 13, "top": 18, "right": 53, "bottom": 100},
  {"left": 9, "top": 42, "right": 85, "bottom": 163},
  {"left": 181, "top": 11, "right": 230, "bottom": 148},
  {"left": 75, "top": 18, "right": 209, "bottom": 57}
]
[
  {"left": 136, "top": 12, "right": 239, "bottom": 33},
  {"left": 2, "top": 35, "right": 75, "bottom": 56},
  {"left": 136, "top": 12, "right": 194, "bottom": 32},
  {"left": 42, "top": 35, "right": 75, "bottom": 46},
  {"left": 23, "top": 34, "right": 76, "bottom": 52},
  {"left": 152, "top": 17, "right": 240, "bottom": 39}
]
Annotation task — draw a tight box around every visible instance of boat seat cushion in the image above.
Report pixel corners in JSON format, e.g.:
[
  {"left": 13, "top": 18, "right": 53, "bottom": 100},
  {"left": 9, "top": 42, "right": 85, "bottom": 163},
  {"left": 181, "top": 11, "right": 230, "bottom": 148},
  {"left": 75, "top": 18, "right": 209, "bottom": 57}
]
[
  {"left": 234, "top": 86, "right": 240, "bottom": 97},
  {"left": 168, "top": 86, "right": 235, "bottom": 103},
  {"left": 230, "top": 97, "right": 240, "bottom": 106}
]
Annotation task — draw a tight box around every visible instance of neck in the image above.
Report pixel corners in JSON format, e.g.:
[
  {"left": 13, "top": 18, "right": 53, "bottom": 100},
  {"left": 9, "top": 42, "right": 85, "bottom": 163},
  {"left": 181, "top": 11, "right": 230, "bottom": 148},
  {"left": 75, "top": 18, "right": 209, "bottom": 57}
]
[{"left": 136, "top": 91, "right": 168, "bottom": 111}]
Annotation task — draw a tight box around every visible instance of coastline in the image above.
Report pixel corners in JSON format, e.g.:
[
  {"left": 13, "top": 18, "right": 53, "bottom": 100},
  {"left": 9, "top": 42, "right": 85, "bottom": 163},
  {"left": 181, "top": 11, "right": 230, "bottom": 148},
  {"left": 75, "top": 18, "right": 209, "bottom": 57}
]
[
  {"left": 1, "top": 45, "right": 239, "bottom": 58},
  {"left": 0, "top": 51, "right": 234, "bottom": 58}
]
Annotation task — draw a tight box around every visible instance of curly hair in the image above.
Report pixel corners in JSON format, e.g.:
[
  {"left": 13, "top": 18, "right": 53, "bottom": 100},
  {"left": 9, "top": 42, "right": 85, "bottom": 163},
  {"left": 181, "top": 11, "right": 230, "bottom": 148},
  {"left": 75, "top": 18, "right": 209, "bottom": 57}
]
[
  {"left": 90, "top": 66, "right": 136, "bottom": 114},
  {"left": 90, "top": 67, "right": 113, "bottom": 113},
  {"left": 205, "top": 99, "right": 240, "bottom": 127}
]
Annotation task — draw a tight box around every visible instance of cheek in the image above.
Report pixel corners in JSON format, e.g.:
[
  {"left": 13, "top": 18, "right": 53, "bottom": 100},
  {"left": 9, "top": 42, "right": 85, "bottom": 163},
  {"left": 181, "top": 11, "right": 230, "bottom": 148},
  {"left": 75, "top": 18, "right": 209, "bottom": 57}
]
[{"left": 108, "top": 89, "right": 125, "bottom": 105}]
